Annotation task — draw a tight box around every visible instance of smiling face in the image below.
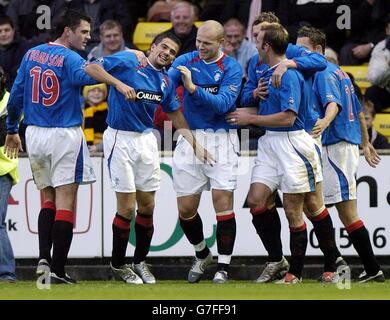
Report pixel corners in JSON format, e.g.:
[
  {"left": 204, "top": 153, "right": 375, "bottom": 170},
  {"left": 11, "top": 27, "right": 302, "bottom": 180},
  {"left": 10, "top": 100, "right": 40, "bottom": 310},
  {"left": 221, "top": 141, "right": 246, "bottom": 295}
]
[
  {"left": 224, "top": 23, "right": 244, "bottom": 51},
  {"left": 171, "top": 5, "right": 194, "bottom": 38},
  {"left": 67, "top": 20, "right": 91, "bottom": 51},
  {"left": 149, "top": 37, "right": 179, "bottom": 69},
  {"left": 101, "top": 26, "right": 122, "bottom": 53},
  {"left": 87, "top": 88, "right": 105, "bottom": 105},
  {"left": 196, "top": 26, "right": 223, "bottom": 62}
]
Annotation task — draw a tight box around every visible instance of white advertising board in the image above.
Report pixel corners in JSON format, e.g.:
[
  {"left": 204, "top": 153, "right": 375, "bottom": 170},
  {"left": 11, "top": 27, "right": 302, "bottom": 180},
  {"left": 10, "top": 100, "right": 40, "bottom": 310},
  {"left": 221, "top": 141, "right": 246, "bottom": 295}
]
[
  {"left": 7, "top": 155, "right": 389, "bottom": 258},
  {"left": 102, "top": 156, "right": 390, "bottom": 257},
  {"left": 8, "top": 157, "right": 103, "bottom": 258}
]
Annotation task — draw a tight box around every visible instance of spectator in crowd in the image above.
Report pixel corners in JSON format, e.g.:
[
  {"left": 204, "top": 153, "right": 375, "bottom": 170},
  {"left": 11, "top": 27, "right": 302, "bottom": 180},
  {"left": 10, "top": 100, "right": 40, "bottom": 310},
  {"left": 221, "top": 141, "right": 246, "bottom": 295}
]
[
  {"left": 6, "top": 0, "right": 67, "bottom": 45},
  {"left": 165, "top": 1, "right": 197, "bottom": 55},
  {"left": 82, "top": 83, "right": 108, "bottom": 152},
  {"left": 340, "top": 0, "right": 390, "bottom": 65},
  {"left": 223, "top": 18, "right": 257, "bottom": 78},
  {"left": 0, "top": 0, "right": 9, "bottom": 15},
  {"left": 147, "top": 0, "right": 180, "bottom": 22},
  {"left": 0, "top": 65, "right": 16, "bottom": 283},
  {"left": 278, "top": 0, "right": 345, "bottom": 52},
  {"left": 218, "top": 0, "right": 251, "bottom": 27},
  {"left": 366, "top": 14, "right": 390, "bottom": 112},
  {"left": 68, "top": 0, "right": 133, "bottom": 51},
  {"left": 0, "top": 15, "right": 31, "bottom": 90},
  {"left": 88, "top": 20, "right": 131, "bottom": 60},
  {"left": 325, "top": 46, "right": 339, "bottom": 65},
  {"left": 362, "top": 99, "right": 390, "bottom": 149}
]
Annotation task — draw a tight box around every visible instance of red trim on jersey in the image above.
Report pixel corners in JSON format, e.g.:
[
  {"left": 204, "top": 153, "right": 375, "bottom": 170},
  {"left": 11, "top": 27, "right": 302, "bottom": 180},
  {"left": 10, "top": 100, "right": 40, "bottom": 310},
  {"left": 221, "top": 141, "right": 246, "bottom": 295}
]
[
  {"left": 189, "top": 56, "right": 201, "bottom": 64},
  {"left": 42, "top": 201, "right": 56, "bottom": 211},
  {"left": 216, "top": 54, "right": 226, "bottom": 72},
  {"left": 290, "top": 223, "right": 307, "bottom": 233},
  {"left": 216, "top": 212, "right": 235, "bottom": 222},
  {"left": 346, "top": 220, "right": 364, "bottom": 234},
  {"left": 250, "top": 207, "right": 268, "bottom": 216},
  {"left": 309, "top": 208, "right": 329, "bottom": 222},
  {"left": 55, "top": 210, "right": 74, "bottom": 224}
]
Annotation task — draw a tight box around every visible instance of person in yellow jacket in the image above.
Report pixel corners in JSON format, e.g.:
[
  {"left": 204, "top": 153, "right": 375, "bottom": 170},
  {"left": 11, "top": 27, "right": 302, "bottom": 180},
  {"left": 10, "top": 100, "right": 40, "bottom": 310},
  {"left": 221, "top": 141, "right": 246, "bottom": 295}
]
[
  {"left": 0, "top": 67, "right": 17, "bottom": 282},
  {"left": 82, "top": 83, "right": 108, "bottom": 152}
]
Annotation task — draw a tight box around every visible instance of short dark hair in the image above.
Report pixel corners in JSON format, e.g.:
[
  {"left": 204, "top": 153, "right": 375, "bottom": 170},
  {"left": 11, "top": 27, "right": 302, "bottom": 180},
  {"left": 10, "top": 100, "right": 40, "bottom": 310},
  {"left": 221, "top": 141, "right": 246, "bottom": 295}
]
[
  {"left": 297, "top": 26, "right": 326, "bottom": 54},
  {"left": 252, "top": 12, "right": 280, "bottom": 27},
  {"left": 0, "top": 15, "right": 14, "bottom": 28},
  {"left": 54, "top": 10, "right": 92, "bottom": 38},
  {"left": 261, "top": 23, "right": 289, "bottom": 55},
  {"left": 153, "top": 32, "right": 181, "bottom": 49}
]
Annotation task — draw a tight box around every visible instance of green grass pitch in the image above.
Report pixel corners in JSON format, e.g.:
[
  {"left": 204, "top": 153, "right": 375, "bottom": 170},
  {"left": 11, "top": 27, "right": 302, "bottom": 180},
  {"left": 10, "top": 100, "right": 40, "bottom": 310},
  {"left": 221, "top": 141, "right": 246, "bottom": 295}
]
[{"left": 0, "top": 280, "right": 389, "bottom": 300}]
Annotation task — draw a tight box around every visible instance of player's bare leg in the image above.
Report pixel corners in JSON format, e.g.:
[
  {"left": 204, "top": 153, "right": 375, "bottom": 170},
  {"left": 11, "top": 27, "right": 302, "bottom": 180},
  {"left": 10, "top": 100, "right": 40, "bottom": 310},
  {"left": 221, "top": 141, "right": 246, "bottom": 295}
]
[
  {"left": 336, "top": 200, "right": 384, "bottom": 282},
  {"left": 178, "top": 194, "right": 212, "bottom": 283},
  {"left": 212, "top": 189, "right": 236, "bottom": 283},
  {"left": 248, "top": 184, "right": 288, "bottom": 283},
  {"left": 109, "top": 191, "right": 142, "bottom": 284}
]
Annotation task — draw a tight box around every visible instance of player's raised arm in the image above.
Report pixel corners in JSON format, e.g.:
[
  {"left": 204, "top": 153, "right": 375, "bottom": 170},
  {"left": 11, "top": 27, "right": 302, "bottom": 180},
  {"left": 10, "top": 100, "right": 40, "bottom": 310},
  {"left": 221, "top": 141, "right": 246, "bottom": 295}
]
[{"left": 84, "top": 63, "right": 136, "bottom": 101}]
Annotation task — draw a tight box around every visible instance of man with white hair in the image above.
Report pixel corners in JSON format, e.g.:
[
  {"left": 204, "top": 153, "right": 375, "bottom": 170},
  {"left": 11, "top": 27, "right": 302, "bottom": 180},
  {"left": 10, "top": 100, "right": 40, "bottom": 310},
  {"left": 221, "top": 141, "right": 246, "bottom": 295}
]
[{"left": 165, "top": 1, "right": 197, "bottom": 55}]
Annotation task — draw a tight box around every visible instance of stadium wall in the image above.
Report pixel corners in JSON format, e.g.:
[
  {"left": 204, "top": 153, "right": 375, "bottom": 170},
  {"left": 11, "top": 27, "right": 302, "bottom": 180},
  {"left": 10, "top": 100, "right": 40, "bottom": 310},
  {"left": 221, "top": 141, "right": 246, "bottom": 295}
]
[{"left": 7, "top": 154, "right": 390, "bottom": 259}]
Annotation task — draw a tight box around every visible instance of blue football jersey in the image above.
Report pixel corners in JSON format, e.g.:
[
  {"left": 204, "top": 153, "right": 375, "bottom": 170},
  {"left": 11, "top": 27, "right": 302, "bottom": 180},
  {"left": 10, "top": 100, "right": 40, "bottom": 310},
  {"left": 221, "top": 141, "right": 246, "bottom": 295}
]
[
  {"left": 314, "top": 62, "right": 362, "bottom": 145},
  {"left": 7, "top": 42, "right": 96, "bottom": 133},
  {"left": 258, "top": 67, "right": 307, "bottom": 132},
  {"left": 240, "top": 43, "right": 326, "bottom": 108},
  {"left": 96, "top": 51, "right": 180, "bottom": 132},
  {"left": 168, "top": 51, "right": 242, "bottom": 131}
]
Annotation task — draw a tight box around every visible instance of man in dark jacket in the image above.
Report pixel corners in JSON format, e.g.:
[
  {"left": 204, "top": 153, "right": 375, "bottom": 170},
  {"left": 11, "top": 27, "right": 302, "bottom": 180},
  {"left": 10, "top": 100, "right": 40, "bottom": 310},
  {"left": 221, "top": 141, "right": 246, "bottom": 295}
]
[{"left": 0, "top": 15, "right": 31, "bottom": 90}]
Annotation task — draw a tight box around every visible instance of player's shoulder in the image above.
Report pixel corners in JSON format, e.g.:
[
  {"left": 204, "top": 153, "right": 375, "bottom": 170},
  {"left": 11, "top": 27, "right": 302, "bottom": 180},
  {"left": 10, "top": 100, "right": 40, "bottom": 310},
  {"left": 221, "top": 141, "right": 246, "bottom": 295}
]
[
  {"left": 248, "top": 53, "right": 260, "bottom": 67},
  {"left": 221, "top": 54, "right": 243, "bottom": 75},
  {"left": 284, "top": 68, "right": 303, "bottom": 81},
  {"left": 173, "top": 51, "right": 199, "bottom": 65}
]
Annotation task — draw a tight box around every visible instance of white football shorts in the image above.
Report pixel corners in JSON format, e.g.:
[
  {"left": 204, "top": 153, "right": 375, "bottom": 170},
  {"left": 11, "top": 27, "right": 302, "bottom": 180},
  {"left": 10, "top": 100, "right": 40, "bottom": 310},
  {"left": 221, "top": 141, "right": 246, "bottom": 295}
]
[
  {"left": 173, "top": 130, "right": 239, "bottom": 196},
  {"left": 26, "top": 126, "right": 96, "bottom": 190},
  {"left": 103, "top": 127, "right": 160, "bottom": 193},
  {"left": 322, "top": 141, "right": 359, "bottom": 204},
  {"left": 251, "top": 130, "right": 323, "bottom": 193}
]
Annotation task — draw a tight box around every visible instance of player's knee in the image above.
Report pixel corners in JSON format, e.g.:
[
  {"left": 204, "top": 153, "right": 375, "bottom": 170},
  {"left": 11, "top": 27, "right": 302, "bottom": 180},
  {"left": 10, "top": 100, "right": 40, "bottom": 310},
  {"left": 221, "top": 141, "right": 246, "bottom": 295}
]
[
  {"left": 286, "top": 212, "right": 305, "bottom": 227},
  {"left": 304, "top": 198, "right": 321, "bottom": 215},
  {"left": 247, "top": 194, "right": 267, "bottom": 209},
  {"left": 117, "top": 207, "right": 135, "bottom": 220},
  {"left": 138, "top": 202, "right": 155, "bottom": 215}
]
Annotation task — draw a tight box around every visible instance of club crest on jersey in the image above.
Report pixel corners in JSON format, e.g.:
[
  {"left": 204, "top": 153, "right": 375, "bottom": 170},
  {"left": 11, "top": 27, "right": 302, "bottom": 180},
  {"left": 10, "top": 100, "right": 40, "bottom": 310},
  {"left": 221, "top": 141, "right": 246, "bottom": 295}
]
[
  {"left": 136, "top": 90, "right": 162, "bottom": 102},
  {"left": 214, "top": 71, "right": 222, "bottom": 82},
  {"left": 202, "top": 85, "right": 220, "bottom": 94},
  {"left": 161, "top": 78, "right": 168, "bottom": 91}
]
